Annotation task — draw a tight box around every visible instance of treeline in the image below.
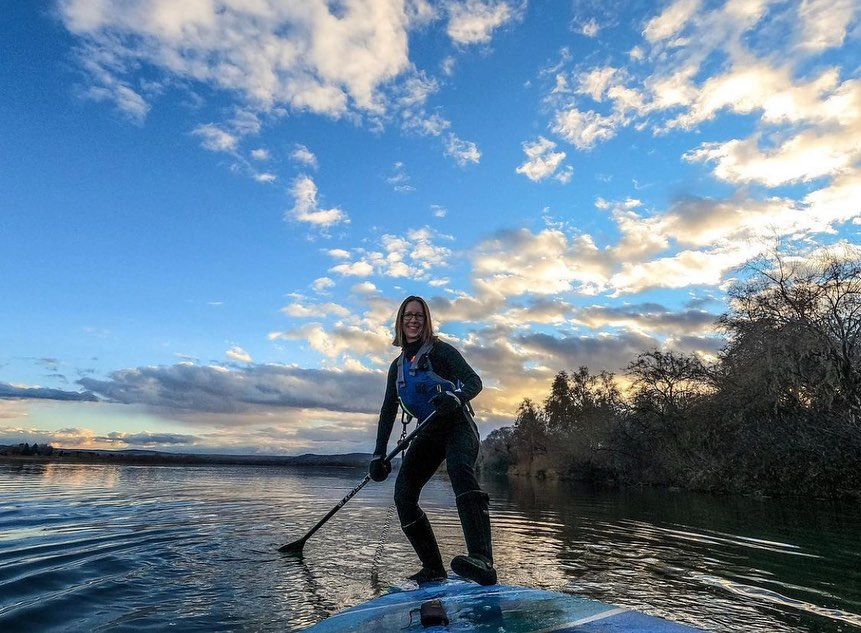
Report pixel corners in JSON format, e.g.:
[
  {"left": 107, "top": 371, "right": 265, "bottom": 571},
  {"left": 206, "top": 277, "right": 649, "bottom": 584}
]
[
  {"left": 2, "top": 443, "right": 57, "bottom": 456},
  {"left": 479, "top": 248, "right": 861, "bottom": 498}
]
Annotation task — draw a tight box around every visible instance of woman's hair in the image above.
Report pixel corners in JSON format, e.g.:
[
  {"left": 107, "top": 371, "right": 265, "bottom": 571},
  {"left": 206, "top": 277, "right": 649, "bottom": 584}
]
[{"left": 392, "top": 295, "right": 435, "bottom": 347}]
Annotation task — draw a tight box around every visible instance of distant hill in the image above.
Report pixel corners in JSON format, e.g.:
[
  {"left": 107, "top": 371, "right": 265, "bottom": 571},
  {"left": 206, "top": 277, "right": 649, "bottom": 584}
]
[{"left": 0, "top": 444, "right": 375, "bottom": 468}]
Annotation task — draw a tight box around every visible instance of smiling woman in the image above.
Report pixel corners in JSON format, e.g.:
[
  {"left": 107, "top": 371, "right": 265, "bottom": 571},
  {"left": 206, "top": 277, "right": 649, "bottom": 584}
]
[{"left": 368, "top": 295, "right": 497, "bottom": 585}]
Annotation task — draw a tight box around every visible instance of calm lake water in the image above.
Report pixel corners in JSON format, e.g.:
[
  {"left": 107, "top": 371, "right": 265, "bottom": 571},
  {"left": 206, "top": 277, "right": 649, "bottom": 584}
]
[{"left": 1, "top": 462, "right": 859, "bottom": 632}]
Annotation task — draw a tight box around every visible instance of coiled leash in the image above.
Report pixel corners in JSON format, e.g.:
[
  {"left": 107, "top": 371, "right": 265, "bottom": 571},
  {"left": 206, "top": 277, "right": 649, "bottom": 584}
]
[{"left": 370, "top": 416, "right": 410, "bottom": 580}]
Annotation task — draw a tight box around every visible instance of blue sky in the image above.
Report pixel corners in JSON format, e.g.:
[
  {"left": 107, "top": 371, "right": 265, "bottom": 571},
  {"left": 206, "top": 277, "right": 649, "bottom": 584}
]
[{"left": 2, "top": 0, "right": 859, "bottom": 455}]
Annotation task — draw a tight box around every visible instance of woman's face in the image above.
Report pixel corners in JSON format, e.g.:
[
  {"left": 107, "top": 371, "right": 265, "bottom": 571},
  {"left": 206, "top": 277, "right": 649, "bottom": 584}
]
[{"left": 402, "top": 300, "right": 425, "bottom": 343}]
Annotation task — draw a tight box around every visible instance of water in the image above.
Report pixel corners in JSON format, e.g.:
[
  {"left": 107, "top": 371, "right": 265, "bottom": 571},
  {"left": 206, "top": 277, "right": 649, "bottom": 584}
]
[{"left": 0, "top": 462, "right": 859, "bottom": 632}]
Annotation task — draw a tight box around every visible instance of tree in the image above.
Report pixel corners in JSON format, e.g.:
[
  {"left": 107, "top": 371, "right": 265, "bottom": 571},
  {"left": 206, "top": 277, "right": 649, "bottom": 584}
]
[
  {"left": 511, "top": 398, "right": 547, "bottom": 465},
  {"left": 627, "top": 350, "right": 710, "bottom": 422},
  {"left": 722, "top": 246, "right": 861, "bottom": 416},
  {"left": 478, "top": 427, "right": 515, "bottom": 473},
  {"left": 544, "top": 371, "right": 575, "bottom": 435},
  {"left": 622, "top": 350, "right": 713, "bottom": 485}
]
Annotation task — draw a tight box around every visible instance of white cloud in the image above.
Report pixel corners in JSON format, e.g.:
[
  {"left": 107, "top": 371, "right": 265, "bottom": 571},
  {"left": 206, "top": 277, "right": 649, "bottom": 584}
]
[
  {"left": 250, "top": 148, "right": 270, "bottom": 161},
  {"left": 446, "top": 0, "right": 522, "bottom": 45},
  {"left": 387, "top": 161, "right": 414, "bottom": 192},
  {"left": 580, "top": 18, "right": 600, "bottom": 38},
  {"left": 226, "top": 346, "right": 252, "bottom": 363},
  {"left": 472, "top": 228, "right": 610, "bottom": 298},
  {"left": 60, "top": 1, "right": 487, "bottom": 168},
  {"left": 445, "top": 133, "right": 481, "bottom": 165},
  {"left": 281, "top": 301, "right": 351, "bottom": 318},
  {"left": 577, "top": 67, "right": 619, "bottom": 101},
  {"left": 516, "top": 136, "right": 571, "bottom": 182},
  {"left": 254, "top": 172, "right": 277, "bottom": 183},
  {"left": 312, "top": 277, "right": 336, "bottom": 293},
  {"left": 685, "top": 130, "right": 860, "bottom": 187},
  {"left": 290, "top": 144, "right": 318, "bottom": 168},
  {"left": 59, "top": 0, "right": 412, "bottom": 117},
  {"left": 553, "top": 108, "right": 620, "bottom": 149},
  {"left": 285, "top": 175, "right": 349, "bottom": 228},
  {"left": 270, "top": 324, "right": 391, "bottom": 361},
  {"left": 330, "top": 260, "right": 376, "bottom": 277},
  {"left": 610, "top": 246, "right": 756, "bottom": 295},
  {"left": 192, "top": 123, "right": 239, "bottom": 152},
  {"left": 667, "top": 64, "right": 841, "bottom": 130},
  {"left": 642, "top": 0, "right": 701, "bottom": 43},
  {"left": 326, "top": 227, "right": 454, "bottom": 280},
  {"left": 350, "top": 281, "right": 378, "bottom": 294},
  {"left": 797, "top": 0, "right": 857, "bottom": 52}
]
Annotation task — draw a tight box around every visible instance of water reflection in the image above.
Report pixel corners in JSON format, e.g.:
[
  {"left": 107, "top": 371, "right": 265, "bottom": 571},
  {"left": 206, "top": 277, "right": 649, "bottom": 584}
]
[
  {"left": 0, "top": 463, "right": 858, "bottom": 633},
  {"left": 483, "top": 476, "right": 861, "bottom": 632}
]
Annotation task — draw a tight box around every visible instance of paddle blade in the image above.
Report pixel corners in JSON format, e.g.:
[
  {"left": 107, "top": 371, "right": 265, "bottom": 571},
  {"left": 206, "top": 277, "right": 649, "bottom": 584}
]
[{"left": 278, "top": 538, "right": 307, "bottom": 554}]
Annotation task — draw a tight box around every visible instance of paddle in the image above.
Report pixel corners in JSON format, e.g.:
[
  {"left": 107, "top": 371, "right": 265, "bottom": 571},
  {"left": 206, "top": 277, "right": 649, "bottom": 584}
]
[{"left": 278, "top": 409, "right": 438, "bottom": 554}]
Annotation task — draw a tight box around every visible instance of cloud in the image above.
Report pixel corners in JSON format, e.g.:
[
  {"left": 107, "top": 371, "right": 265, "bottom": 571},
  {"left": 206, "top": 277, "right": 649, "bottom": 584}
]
[
  {"left": 797, "top": 0, "right": 857, "bottom": 52},
  {"left": 104, "top": 430, "right": 200, "bottom": 446},
  {"left": 270, "top": 323, "right": 393, "bottom": 361},
  {"left": 522, "top": 0, "right": 861, "bottom": 300},
  {"left": 444, "top": 133, "right": 481, "bottom": 165},
  {"left": 0, "top": 425, "right": 201, "bottom": 450},
  {"left": 57, "top": 0, "right": 481, "bottom": 167},
  {"left": 472, "top": 228, "right": 610, "bottom": 298},
  {"left": 574, "top": 303, "right": 718, "bottom": 338},
  {"left": 685, "top": 129, "right": 860, "bottom": 187},
  {"left": 290, "top": 144, "right": 318, "bottom": 169},
  {"left": 285, "top": 175, "right": 349, "bottom": 228},
  {"left": 326, "top": 227, "right": 454, "bottom": 280},
  {"left": 553, "top": 107, "right": 620, "bottom": 149},
  {"left": 387, "top": 161, "right": 415, "bottom": 192},
  {"left": 312, "top": 276, "right": 335, "bottom": 288},
  {"left": 579, "top": 18, "right": 600, "bottom": 38},
  {"left": 280, "top": 301, "right": 351, "bottom": 318},
  {"left": 0, "top": 382, "right": 99, "bottom": 402},
  {"left": 642, "top": 0, "right": 701, "bottom": 43},
  {"left": 78, "top": 363, "right": 384, "bottom": 415},
  {"left": 192, "top": 123, "right": 239, "bottom": 152},
  {"left": 446, "top": 0, "right": 523, "bottom": 45},
  {"left": 350, "top": 281, "right": 379, "bottom": 295},
  {"left": 457, "top": 325, "right": 667, "bottom": 417},
  {"left": 515, "top": 136, "right": 572, "bottom": 182},
  {"left": 226, "top": 347, "right": 252, "bottom": 363},
  {"left": 59, "top": 0, "right": 410, "bottom": 116}
]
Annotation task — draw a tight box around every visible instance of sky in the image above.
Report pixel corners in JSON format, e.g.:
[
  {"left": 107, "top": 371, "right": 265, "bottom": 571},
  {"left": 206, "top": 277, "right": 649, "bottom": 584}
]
[{"left": 1, "top": 0, "right": 859, "bottom": 455}]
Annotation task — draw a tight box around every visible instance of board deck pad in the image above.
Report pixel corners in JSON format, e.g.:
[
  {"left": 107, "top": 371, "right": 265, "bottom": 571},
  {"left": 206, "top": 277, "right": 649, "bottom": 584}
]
[{"left": 299, "top": 577, "right": 705, "bottom": 632}]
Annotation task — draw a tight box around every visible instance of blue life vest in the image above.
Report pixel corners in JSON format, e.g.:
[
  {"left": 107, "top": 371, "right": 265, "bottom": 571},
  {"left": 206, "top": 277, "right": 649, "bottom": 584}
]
[{"left": 396, "top": 342, "right": 456, "bottom": 422}]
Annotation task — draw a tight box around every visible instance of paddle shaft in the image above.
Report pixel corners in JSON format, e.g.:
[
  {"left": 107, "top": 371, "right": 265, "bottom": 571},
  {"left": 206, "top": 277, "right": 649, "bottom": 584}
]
[{"left": 279, "top": 409, "right": 438, "bottom": 553}]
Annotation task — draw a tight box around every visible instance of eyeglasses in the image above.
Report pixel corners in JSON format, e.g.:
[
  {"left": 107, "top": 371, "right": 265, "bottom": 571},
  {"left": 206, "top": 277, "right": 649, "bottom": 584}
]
[{"left": 402, "top": 312, "right": 426, "bottom": 322}]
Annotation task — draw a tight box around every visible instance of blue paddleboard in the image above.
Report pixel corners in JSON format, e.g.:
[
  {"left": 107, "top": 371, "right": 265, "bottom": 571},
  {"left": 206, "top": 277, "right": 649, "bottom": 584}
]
[{"left": 299, "top": 577, "right": 705, "bottom": 632}]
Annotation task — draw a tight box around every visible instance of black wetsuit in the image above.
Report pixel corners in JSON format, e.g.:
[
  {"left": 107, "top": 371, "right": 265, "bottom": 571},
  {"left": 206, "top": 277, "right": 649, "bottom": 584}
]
[{"left": 373, "top": 338, "right": 483, "bottom": 526}]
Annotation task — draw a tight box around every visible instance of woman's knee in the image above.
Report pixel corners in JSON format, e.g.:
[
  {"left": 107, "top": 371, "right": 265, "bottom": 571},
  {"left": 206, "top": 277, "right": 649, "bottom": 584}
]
[
  {"left": 446, "top": 460, "right": 479, "bottom": 494},
  {"left": 394, "top": 477, "right": 419, "bottom": 513},
  {"left": 394, "top": 491, "right": 421, "bottom": 525}
]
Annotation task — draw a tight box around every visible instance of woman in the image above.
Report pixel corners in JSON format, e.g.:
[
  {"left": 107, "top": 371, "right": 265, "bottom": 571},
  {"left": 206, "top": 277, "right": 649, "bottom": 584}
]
[{"left": 369, "top": 295, "right": 497, "bottom": 586}]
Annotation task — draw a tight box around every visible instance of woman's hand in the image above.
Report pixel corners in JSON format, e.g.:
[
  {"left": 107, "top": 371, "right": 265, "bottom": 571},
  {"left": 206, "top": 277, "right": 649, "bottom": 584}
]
[
  {"left": 431, "top": 390, "right": 462, "bottom": 414},
  {"left": 369, "top": 455, "right": 392, "bottom": 481}
]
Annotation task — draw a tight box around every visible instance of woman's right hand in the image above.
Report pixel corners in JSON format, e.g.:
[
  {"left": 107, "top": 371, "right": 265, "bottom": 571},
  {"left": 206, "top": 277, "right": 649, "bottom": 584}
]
[{"left": 369, "top": 455, "right": 391, "bottom": 481}]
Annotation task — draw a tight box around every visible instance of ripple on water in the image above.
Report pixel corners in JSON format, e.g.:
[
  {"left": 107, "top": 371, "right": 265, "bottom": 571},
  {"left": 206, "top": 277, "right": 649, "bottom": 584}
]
[{"left": 1, "top": 463, "right": 859, "bottom": 633}]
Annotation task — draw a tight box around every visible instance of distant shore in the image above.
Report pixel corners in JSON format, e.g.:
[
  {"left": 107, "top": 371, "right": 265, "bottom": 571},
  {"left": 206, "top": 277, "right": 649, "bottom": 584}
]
[{"left": 0, "top": 446, "right": 373, "bottom": 468}]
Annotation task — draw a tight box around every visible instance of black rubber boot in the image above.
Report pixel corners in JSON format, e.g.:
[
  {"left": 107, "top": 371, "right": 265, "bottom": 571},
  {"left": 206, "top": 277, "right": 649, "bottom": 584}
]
[
  {"left": 402, "top": 513, "right": 446, "bottom": 584},
  {"left": 451, "top": 490, "right": 497, "bottom": 586}
]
